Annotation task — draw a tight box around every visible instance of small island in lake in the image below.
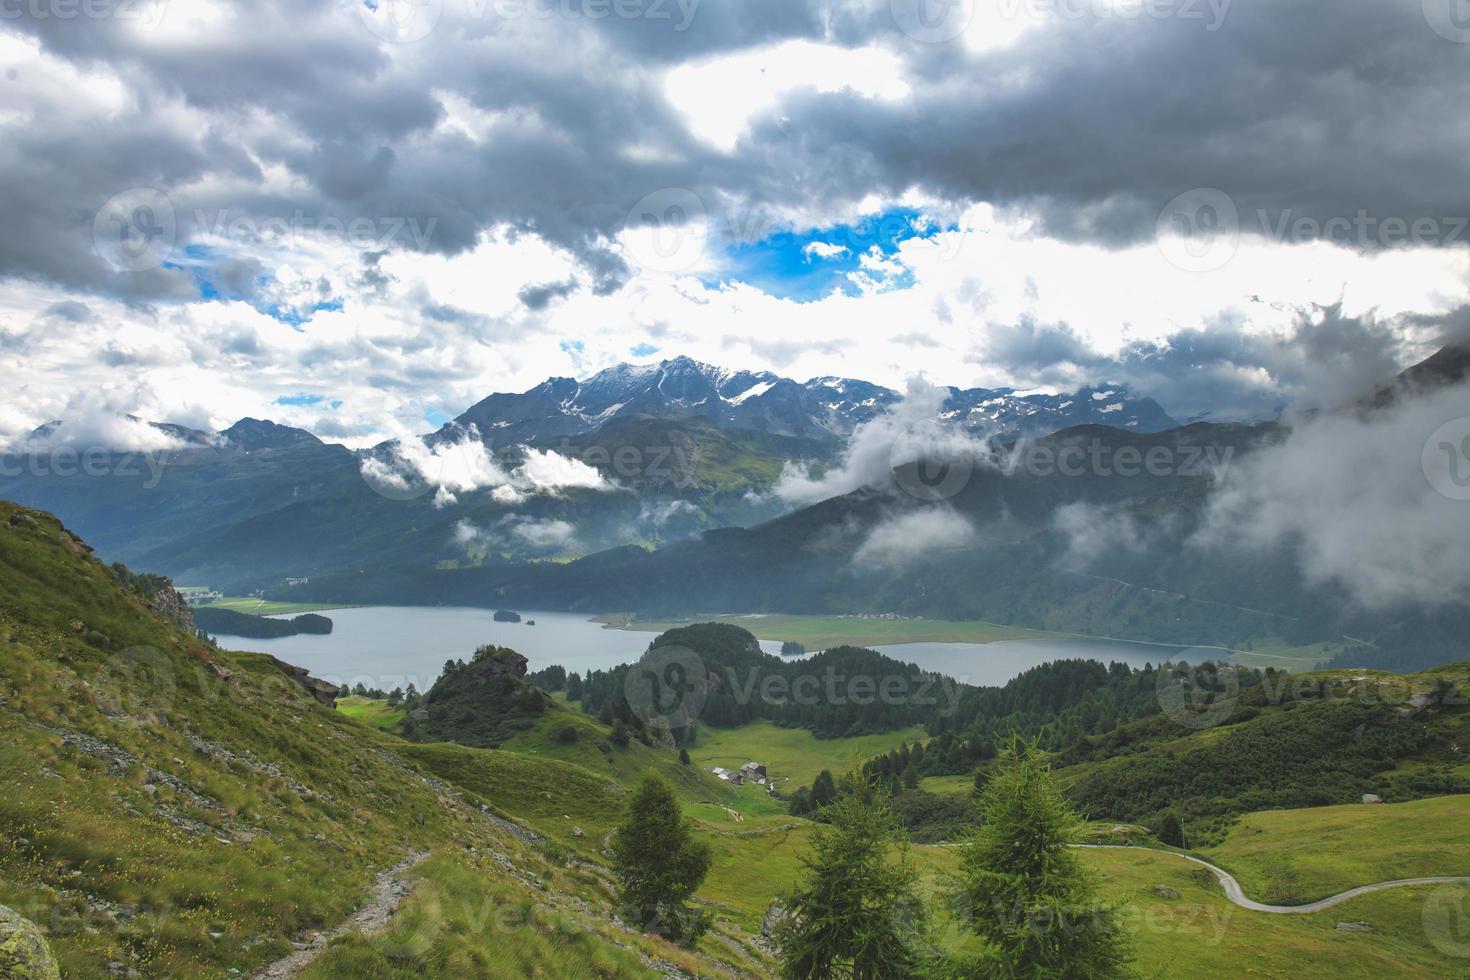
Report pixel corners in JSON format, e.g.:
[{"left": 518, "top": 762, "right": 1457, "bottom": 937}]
[
  {"left": 194, "top": 607, "right": 334, "bottom": 639},
  {"left": 780, "top": 640, "right": 806, "bottom": 657},
  {"left": 494, "top": 610, "right": 522, "bottom": 623}
]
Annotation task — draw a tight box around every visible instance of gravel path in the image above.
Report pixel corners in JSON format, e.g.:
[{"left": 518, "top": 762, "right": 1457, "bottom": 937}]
[
  {"left": 250, "top": 850, "right": 430, "bottom": 979},
  {"left": 1077, "top": 845, "right": 1470, "bottom": 913}
]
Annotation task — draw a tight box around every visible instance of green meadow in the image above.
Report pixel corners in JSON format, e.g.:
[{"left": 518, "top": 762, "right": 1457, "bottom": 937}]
[
  {"left": 598, "top": 612, "right": 1046, "bottom": 650},
  {"left": 199, "top": 596, "right": 359, "bottom": 615}
]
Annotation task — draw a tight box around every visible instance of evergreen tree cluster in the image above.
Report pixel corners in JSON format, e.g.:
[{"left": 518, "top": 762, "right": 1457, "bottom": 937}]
[
  {"left": 572, "top": 624, "right": 968, "bottom": 738},
  {"left": 776, "top": 746, "right": 1133, "bottom": 979}
]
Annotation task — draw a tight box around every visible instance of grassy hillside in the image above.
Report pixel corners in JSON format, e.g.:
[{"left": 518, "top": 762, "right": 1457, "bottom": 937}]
[
  {"left": 0, "top": 502, "right": 769, "bottom": 978},
  {"left": 1053, "top": 663, "right": 1470, "bottom": 844},
  {"left": 1204, "top": 796, "right": 1470, "bottom": 904}
]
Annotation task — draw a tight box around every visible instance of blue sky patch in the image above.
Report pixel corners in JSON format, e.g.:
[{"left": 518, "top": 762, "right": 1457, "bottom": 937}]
[
  {"left": 708, "top": 207, "right": 948, "bottom": 302},
  {"left": 274, "top": 393, "right": 328, "bottom": 407},
  {"left": 169, "top": 246, "right": 343, "bottom": 328},
  {"left": 630, "top": 342, "right": 659, "bottom": 357}
]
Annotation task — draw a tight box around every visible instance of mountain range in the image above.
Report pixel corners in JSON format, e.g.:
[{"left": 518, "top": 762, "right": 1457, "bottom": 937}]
[
  {"left": 2, "top": 359, "right": 1179, "bottom": 590},
  {"left": 446, "top": 355, "right": 1177, "bottom": 446}
]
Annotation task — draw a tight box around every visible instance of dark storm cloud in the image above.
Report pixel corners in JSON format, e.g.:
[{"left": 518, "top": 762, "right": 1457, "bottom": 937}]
[
  {"left": 975, "top": 304, "right": 1413, "bottom": 419},
  {"left": 40, "top": 301, "right": 93, "bottom": 323},
  {"left": 755, "top": 0, "right": 1470, "bottom": 249},
  {"left": 2, "top": 0, "right": 1468, "bottom": 306},
  {"left": 518, "top": 277, "right": 579, "bottom": 310}
]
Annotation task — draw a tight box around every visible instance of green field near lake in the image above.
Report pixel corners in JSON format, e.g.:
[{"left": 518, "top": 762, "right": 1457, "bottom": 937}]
[
  {"left": 599, "top": 612, "right": 1047, "bottom": 650},
  {"left": 196, "top": 596, "right": 359, "bottom": 615}
]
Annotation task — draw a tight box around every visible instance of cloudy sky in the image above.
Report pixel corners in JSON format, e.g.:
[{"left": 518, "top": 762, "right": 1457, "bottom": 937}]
[{"left": 3, "top": 0, "right": 1469, "bottom": 447}]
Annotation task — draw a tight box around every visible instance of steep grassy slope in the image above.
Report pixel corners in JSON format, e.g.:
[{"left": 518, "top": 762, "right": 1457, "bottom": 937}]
[{"left": 0, "top": 502, "right": 771, "bottom": 978}]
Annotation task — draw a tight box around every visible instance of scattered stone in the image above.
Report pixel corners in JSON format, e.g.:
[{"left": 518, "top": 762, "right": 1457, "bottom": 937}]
[
  {"left": 1361, "top": 794, "right": 1383, "bottom": 804},
  {"left": 1151, "top": 885, "right": 1181, "bottom": 899},
  {"left": 1336, "top": 921, "right": 1373, "bottom": 933},
  {"left": 571, "top": 826, "right": 585, "bottom": 838},
  {"left": 761, "top": 900, "right": 790, "bottom": 939},
  {"left": 0, "top": 904, "right": 61, "bottom": 980}
]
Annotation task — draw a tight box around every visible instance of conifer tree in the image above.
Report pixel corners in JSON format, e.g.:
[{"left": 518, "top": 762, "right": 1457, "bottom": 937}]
[
  {"left": 1156, "top": 811, "right": 1186, "bottom": 849},
  {"left": 777, "top": 776, "right": 926, "bottom": 979},
  {"left": 610, "top": 772, "right": 712, "bottom": 945},
  {"left": 957, "top": 739, "right": 1132, "bottom": 978}
]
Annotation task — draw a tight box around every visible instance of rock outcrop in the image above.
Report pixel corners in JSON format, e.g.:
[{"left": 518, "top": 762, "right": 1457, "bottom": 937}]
[
  {"left": 0, "top": 905, "right": 60, "bottom": 980},
  {"left": 268, "top": 656, "right": 341, "bottom": 707}
]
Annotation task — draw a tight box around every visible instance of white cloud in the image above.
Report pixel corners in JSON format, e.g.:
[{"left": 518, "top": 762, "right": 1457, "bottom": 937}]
[
  {"left": 510, "top": 517, "right": 578, "bottom": 550},
  {"left": 640, "top": 499, "right": 698, "bottom": 525},
  {"left": 359, "top": 428, "right": 615, "bottom": 506},
  {"left": 854, "top": 507, "right": 977, "bottom": 568},
  {"left": 515, "top": 447, "right": 615, "bottom": 493},
  {"left": 773, "top": 378, "right": 995, "bottom": 506},
  {"left": 802, "top": 241, "right": 849, "bottom": 262},
  {"left": 664, "top": 41, "right": 910, "bottom": 153},
  {"left": 1198, "top": 387, "right": 1470, "bottom": 609}
]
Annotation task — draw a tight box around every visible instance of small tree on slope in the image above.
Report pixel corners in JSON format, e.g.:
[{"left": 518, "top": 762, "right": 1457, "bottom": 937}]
[
  {"left": 610, "top": 772, "right": 712, "bottom": 945},
  {"left": 777, "top": 776, "right": 927, "bottom": 979},
  {"left": 956, "top": 739, "right": 1133, "bottom": 979}
]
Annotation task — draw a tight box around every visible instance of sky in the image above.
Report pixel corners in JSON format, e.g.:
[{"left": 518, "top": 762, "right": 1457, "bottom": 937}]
[{"left": 2, "top": 0, "right": 1470, "bottom": 448}]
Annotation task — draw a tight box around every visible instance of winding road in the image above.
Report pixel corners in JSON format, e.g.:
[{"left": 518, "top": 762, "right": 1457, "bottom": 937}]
[{"left": 1077, "top": 845, "right": 1470, "bottom": 914}]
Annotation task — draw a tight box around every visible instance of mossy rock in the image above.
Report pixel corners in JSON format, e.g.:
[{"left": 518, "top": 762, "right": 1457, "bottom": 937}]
[{"left": 0, "top": 905, "right": 60, "bottom": 980}]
